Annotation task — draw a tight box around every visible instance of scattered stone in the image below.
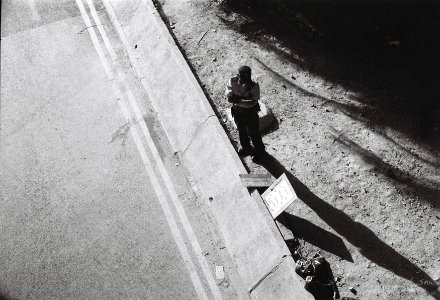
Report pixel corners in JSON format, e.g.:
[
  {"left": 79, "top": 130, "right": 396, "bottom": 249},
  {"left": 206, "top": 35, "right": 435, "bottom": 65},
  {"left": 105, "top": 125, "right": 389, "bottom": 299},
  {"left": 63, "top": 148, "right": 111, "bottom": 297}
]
[
  {"left": 349, "top": 287, "right": 357, "bottom": 295},
  {"left": 220, "top": 280, "right": 229, "bottom": 288},
  {"left": 209, "top": 197, "right": 214, "bottom": 202},
  {"left": 135, "top": 44, "right": 138, "bottom": 49},
  {"left": 290, "top": 74, "right": 296, "bottom": 80},
  {"left": 311, "top": 104, "right": 317, "bottom": 108},
  {"left": 213, "top": 57, "right": 217, "bottom": 62},
  {"left": 325, "top": 108, "right": 330, "bottom": 112},
  {"left": 282, "top": 84, "right": 287, "bottom": 88}
]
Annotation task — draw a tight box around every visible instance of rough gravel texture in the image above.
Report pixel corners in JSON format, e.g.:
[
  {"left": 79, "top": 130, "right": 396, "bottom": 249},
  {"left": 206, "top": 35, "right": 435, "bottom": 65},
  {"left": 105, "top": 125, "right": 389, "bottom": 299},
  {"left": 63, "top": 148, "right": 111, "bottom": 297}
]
[{"left": 157, "top": 1, "right": 440, "bottom": 299}]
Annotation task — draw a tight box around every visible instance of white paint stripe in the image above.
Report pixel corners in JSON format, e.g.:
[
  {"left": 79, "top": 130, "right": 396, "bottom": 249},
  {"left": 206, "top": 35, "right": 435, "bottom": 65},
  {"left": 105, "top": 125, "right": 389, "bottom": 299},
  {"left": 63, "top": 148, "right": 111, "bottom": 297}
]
[
  {"left": 75, "top": 1, "right": 208, "bottom": 299},
  {"left": 75, "top": 0, "right": 113, "bottom": 79},
  {"left": 101, "top": 0, "right": 142, "bottom": 79},
  {"left": 117, "top": 90, "right": 209, "bottom": 300},
  {"left": 125, "top": 87, "right": 224, "bottom": 300},
  {"left": 101, "top": 0, "right": 163, "bottom": 126},
  {"left": 85, "top": 0, "right": 118, "bottom": 62},
  {"left": 28, "top": 0, "right": 41, "bottom": 21},
  {"left": 86, "top": 1, "right": 222, "bottom": 298}
]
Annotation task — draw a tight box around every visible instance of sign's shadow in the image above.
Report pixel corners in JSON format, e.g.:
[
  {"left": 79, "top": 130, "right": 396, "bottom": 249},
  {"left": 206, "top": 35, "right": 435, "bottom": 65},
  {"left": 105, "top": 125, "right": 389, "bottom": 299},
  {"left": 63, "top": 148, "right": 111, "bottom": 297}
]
[{"left": 256, "top": 153, "right": 440, "bottom": 298}]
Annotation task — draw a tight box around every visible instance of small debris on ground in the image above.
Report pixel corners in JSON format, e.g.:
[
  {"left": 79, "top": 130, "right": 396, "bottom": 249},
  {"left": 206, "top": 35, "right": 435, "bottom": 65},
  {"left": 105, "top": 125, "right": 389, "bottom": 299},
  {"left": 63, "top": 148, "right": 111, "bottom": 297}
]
[
  {"left": 349, "top": 287, "right": 357, "bottom": 295},
  {"left": 215, "top": 265, "right": 225, "bottom": 279}
]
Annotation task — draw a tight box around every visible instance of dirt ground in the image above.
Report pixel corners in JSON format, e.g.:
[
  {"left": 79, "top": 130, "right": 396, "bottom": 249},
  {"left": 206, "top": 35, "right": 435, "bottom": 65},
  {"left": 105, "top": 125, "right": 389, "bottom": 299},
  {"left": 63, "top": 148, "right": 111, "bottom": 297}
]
[{"left": 156, "top": 0, "right": 439, "bottom": 299}]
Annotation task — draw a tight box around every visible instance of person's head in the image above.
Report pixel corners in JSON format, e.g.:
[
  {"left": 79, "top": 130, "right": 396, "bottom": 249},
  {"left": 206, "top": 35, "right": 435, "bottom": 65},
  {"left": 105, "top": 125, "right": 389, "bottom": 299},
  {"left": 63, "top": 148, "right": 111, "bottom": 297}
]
[{"left": 238, "top": 66, "right": 252, "bottom": 83}]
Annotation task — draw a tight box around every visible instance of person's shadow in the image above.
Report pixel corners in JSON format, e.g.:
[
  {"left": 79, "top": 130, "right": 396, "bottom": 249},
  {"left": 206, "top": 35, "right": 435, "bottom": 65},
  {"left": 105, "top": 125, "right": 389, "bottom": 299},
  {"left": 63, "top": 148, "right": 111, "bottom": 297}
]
[
  {"left": 257, "top": 153, "right": 440, "bottom": 299},
  {"left": 277, "top": 212, "right": 353, "bottom": 262}
]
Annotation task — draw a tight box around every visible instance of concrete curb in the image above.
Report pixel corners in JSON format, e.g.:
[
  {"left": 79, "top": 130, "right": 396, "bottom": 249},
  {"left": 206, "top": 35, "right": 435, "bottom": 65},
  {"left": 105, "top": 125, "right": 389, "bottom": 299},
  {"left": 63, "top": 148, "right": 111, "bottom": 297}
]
[{"left": 104, "top": 0, "right": 312, "bottom": 298}]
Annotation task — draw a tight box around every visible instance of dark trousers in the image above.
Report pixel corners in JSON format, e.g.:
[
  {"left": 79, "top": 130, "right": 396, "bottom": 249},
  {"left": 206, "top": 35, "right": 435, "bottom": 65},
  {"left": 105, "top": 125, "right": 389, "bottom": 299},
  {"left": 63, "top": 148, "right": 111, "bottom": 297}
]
[{"left": 233, "top": 106, "right": 265, "bottom": 155}]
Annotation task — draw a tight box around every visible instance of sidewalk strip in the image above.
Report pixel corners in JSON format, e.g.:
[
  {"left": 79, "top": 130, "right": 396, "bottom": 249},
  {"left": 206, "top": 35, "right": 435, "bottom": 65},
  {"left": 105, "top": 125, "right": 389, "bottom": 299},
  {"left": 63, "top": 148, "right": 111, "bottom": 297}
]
[{"left": 75, "top": 1, "right": 208, "bottom": 299}]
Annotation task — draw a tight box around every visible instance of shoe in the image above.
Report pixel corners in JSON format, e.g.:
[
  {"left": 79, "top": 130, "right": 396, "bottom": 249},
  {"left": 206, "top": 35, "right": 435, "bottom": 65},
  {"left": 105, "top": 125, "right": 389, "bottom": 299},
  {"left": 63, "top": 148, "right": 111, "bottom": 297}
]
[
  {"left": 251, "top": 151, "right": 266, "bottom": 163},
  {"left": 238, "top": 147, "right": 253, "bottom": 157}
]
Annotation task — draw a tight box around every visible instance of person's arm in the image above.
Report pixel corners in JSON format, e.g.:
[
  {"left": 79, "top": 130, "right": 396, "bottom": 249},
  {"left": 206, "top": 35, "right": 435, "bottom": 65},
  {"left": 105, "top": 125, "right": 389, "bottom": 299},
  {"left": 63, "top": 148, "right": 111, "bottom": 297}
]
[
  {"left": 228, "top": 95, "right": 240, "bottom": 103},
  {"left": 225, "top": 78, "right": 240, "bottom": 103},
  {"left": 239, "top": 83, "right": 260, "bottom": 105}
]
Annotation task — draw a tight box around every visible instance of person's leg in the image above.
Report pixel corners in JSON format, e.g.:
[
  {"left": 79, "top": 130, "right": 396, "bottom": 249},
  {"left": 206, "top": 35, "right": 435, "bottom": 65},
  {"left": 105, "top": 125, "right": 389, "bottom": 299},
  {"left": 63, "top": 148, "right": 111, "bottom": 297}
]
[
  {"left": 247, "top": 112, "right": 265, "bottom": 157},
  {"left": 234, "top": 112, "right": 252, "bottom": 154}
]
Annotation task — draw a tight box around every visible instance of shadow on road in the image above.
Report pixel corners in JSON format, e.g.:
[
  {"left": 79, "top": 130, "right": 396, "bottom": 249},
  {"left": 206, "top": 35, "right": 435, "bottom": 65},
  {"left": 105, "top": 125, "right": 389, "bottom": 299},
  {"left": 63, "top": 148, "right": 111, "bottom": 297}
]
[{"left": 257, "top": 153, "right": 440, "bottom": 298}]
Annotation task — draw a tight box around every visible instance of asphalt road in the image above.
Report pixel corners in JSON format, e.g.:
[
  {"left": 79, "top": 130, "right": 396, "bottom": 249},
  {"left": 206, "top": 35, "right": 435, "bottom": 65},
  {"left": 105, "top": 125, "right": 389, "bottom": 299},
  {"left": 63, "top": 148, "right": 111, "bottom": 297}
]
[{"left": 1, "top": 1, "right": 236, "bottom": 299}]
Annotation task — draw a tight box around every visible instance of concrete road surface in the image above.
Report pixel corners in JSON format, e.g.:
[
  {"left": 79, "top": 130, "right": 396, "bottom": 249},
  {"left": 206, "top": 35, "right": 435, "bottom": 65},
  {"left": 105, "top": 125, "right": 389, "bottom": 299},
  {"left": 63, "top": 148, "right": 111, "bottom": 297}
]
[{"left": 1, "top": 1, "right": 238, "bottom": 299}]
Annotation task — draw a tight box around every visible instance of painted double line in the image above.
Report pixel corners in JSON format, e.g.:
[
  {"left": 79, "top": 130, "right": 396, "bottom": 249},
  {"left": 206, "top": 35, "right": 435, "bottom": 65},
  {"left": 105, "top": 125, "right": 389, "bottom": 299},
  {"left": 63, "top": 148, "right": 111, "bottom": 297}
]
[{"left": 74, "top": 0, "right": 223, "bottom": 299}]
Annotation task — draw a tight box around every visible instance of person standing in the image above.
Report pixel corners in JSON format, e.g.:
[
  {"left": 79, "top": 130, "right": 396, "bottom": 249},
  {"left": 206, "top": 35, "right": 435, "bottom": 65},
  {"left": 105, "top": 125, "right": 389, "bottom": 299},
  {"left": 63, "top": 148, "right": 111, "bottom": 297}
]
[{"left": 225, "top": 66, "right": 266, "bottom": 162}]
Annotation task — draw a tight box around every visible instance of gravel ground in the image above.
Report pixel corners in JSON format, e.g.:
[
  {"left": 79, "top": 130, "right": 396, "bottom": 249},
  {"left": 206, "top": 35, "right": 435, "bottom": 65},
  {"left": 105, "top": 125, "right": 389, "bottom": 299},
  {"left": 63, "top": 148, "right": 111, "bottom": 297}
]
[{"left": 156, "top": 1, "right": 440, "bottom": 299}]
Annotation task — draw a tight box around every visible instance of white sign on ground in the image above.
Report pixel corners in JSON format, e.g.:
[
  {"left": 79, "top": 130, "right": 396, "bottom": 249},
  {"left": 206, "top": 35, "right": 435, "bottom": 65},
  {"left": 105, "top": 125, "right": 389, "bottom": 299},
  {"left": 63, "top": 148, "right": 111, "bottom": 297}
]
[{"left": 261, "top": 173, "right": 297, "bottom": 218}]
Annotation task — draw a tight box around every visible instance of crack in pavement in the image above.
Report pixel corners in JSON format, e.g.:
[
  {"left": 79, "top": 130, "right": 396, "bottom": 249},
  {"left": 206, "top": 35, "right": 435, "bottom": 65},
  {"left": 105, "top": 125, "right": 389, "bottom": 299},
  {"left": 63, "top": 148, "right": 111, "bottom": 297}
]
[
  {"left": 181, "top": 114, "right": 216, "bottom": 155},
  {"left": 248, "top": 254, "right": 290, "bottom": 294},
  {"left": 77, "top": 24, "right": 100, "bottom": 34}
]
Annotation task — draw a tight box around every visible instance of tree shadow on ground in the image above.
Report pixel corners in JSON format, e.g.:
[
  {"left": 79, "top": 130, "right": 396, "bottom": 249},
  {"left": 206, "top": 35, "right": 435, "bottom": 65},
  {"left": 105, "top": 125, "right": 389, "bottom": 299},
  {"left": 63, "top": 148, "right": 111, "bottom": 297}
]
[
  {"left": 257, "top": 153, "right": 440, "bottom": 298},
  {"left": 277, "top": 212, "right": 354, "bottom": 262},
  {"left": 219, "top": 0, "right": 440, "bottom": 150},
  {"left": 254, "top": 57, "right": 440, "bottom": 168},
  {"left": 330, "top": 130, "right": 440, "bottom": 209},
  {"left": 255, "top": 58, "right": 440, "bottom": 209},
  {"left": 0, "top": 293, "right": 11, "bottom": 300}
]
